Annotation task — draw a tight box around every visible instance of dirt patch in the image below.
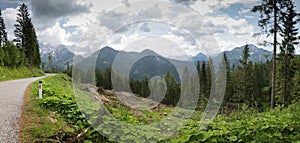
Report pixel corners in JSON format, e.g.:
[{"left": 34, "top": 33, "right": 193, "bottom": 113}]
[{"left": 18, "top": 84, "right": 32, "bottom": 143}]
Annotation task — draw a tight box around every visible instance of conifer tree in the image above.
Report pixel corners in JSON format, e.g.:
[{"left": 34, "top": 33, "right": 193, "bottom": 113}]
[
  {"left": 238, "top": 45, "right": 254, "bottom": 107},
  {"left": 206, "top": 58, "right": 214, "bottom": 98},
  {"left": 14, "top": 3, "right": 41, "bottom": 67},
  {"left": 253, "top": 63, "right": 269, "bottom": 109},
  {"left": 277, "top": 0, "right": 299, "bottom": 107},
  {"left": 223, "top": 53, "right": 234, "bottom": 110},
  {"left": 200, "top": 61, "right": 207, "bottom": 97},
  {"left": 252, "top": 0, "right": 289, "bottom": 108},
  {"left": 164, "top": 71, "right": 179, "bottom": 106}
]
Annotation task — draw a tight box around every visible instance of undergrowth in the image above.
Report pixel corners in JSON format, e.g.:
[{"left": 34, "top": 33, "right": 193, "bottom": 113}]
[{"left": 20, "top": 74, "right": 300, "bottom": 143}]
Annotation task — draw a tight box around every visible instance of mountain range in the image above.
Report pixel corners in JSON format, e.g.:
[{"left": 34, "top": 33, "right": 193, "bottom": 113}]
[
  {"left": 39, "top": 43, "right": 273, "bottom": 74},
  {"left": 73, "top": 46, "right": 182, "bottom": 81},
  {"left": 224, "top": 44, "right": 272, "bottom": 66},
  {"left": 39, "top": 43, "right": 83, "bottom": 70}
]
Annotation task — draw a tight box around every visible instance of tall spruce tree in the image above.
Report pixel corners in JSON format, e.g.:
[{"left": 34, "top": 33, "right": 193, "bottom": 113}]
[
  {"left": 14, "top": 3, "right": 41, "bottom": 67},
  {"left": 164, "top": 71, "right": 180, "bottom": 106},
  {"left": 200, "top": 61, "right": 207, "bottom": 97},
  {"left": 277, "top": 0, "right": 299, "bottom": 107},
  {"left": 207, "top": 58, "right": 214, "bottom": 97},
  {"left": 223, "top": 53, "right": 234, "bottom": 110},
  {"left": 253, "top": 63, "right": 269, "bottom": 109},
  {"left": 239, "top": 45, "right": 254, "bottom": 107},
  {"left": 252, "top": 0, "right": 289, "bottom": 108}
]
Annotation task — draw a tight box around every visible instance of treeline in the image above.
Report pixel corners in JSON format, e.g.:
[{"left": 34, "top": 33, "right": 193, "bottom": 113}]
[
  {"left": 72, "top": 66, "right": 182, "bottom": 106},
  {"left": 222, "top": 47, "right": 300, "bottom": 113},
  {"left": 0, "top": 4, "right": 41, "bottom": 69},
  {"left": 129, "top": 72, "right": 181, "bottom": 106},
  {"left": 92, "top": 68, "right": 181, "bottom": 106}
]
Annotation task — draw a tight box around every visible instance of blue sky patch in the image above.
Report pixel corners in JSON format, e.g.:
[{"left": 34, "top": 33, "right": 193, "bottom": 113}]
[{"left": 0, "top": 2, "right": 19, "bottom": 10}]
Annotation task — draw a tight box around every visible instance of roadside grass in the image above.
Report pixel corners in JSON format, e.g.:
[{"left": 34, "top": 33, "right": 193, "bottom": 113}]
[
  {"left": 19, "top": 74, "right": 105, "bottom": 142},
  {"left": 19, "top": 79, "right": 74, "bottom": 143},
  {"left": 18, "top": 81, "right": 73, "bottom": 143},
  {"left": 0, "top": 66, "right": 44, "bottom": 82}
]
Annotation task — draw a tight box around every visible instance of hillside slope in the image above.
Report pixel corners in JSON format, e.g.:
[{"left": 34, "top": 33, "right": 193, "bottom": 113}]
[{"left": 0, "top": 66, "right": 44, "bottom": 82}]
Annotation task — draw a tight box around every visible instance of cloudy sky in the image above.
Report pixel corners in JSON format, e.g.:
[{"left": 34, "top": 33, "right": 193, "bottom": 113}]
[{"left": 0, "top": 0, "right": 300, "bottom": 58}]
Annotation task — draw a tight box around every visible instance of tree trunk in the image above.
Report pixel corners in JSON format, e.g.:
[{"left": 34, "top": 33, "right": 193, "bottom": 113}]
[
  {"left": 271, "top": 0, "right": 277, "bottom": 109},
  {"left": 283, "top": 59, "right": 287, "bottom": 107}
]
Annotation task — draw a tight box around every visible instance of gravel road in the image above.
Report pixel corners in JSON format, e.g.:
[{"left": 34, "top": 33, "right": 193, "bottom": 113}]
[{"left": 0, "top": 76, "right": 47, "bottom": 143}]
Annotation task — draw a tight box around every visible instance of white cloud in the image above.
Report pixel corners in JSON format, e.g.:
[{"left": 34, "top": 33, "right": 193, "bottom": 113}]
[
  {"left": 2, "top": 8, "right": 18, "bottom": 41},
  {"left": 205, "top": 15, "right": 255, "bottom": 35},
  {"left": 191, "top": 0, "right": 257, "bottom": 15},
  {"left": 37, "top": 22, "right": 71, "bottom": 45},
  {"left": 245, "top": 15, "right": 255, "bottom": 19},
  {"left": 161, "top": 34, "right": 198, "bottom": 56},
  {"left": 219, "top": 0, "right": 257, "bottom": 8},
  {"left": 239, "top": 8, "right": 250, "bottom": 15},
  {"left": 191, "top": 0, "right": 219, "bottom": 15},
  {"left": 88, "top": 0, "right": 127, "bottom": 12}
]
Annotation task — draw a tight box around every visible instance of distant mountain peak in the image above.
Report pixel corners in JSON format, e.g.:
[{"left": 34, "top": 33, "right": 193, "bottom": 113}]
[
  {"left": 102, "top": 46, "right": 113, "bottom": 50},
  {"left": 192, "top": 52, "right": 208, "bottom": 62},
  {"left": 141, "top": 49, "right": 157, "bottom": 55},
  {"left": 223, "top": 44, "right": 272, "bottom": 66},
  {"left": 230, "top": 44, "right": 266, "bottom": 52}
]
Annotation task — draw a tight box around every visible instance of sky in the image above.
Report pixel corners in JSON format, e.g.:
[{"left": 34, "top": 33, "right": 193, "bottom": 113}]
[{"left": 0, "top": 0, "right": 300, "bottom": 58}]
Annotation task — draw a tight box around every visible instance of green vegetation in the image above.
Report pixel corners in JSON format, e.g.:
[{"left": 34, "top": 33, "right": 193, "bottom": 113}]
[
  {"left": 0, "top": 66, "right": 44, "bottom": 81},
  {"left": 20, "top": 74, "right": 300, "bottom": 142},
  {"left": 19, "top": 82, "right": 71, "bottom": 142},
  {"left": 20, "top": 74, "right": 104, "bottom": 142},
  {"left": 166, "top": 104, "right": 300, "bottom": 143},
  {"left": 21, "top": 74, "right": 177, "bottom": 142}
]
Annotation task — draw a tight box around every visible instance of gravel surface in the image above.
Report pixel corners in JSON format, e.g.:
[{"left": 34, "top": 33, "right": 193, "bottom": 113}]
[{"left": 0, "top": 76, "right": 46, "bottom": 143}]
